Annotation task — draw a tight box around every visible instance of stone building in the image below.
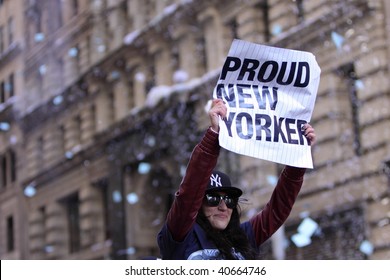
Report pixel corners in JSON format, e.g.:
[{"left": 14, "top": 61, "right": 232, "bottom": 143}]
[
  {"left": 0, "top": 0, "right": 26, "bottom": 260},
  {"left": 0, "top": 0, "right": 389, "bottom": 260}
]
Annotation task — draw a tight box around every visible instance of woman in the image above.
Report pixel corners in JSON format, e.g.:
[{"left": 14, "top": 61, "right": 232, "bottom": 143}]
[{"left": 157, "top": 99, "right": 316, "bottom": 259}]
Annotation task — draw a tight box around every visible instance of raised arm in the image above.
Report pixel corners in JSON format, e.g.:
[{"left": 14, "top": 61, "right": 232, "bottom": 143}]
[
  {"left": 249, "top": 124, "right": 316, "bottom": 245},
  {"left": 249, "top": 166, "right": 305, "bottom": 245},
  {"left": 165, "top": 100, "right": 227, "bottom": 241}
]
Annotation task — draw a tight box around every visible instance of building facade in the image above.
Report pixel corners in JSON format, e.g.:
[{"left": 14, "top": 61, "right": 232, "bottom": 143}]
[
  {"left": 0, "top": 0, "right": 389, "bottom": 259},
  {"left": 0, "top": 0, "right": 26, "bottom": 260}
]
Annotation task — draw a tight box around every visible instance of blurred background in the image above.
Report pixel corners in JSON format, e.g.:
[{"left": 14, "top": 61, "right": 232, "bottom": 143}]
[{"left": 0, "top": 0, "right": 389, "bottom": 260}]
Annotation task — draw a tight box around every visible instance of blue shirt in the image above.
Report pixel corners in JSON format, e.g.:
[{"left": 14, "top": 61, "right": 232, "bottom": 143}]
[{"left": 158, "top": 221, "right": 257, "bottom": 260}]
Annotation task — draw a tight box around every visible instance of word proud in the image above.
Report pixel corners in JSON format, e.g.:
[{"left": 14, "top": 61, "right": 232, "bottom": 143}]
[{"left": 221, "top": 56, "right": 310, "bottom": 88}]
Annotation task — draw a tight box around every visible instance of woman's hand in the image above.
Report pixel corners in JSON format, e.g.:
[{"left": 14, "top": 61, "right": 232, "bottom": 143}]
[
  {"left": 302, "top": 123, "right": 316, "bottom": 146},
  {"left": 208, "top": 99, "right": 227, "bottom": 132}
]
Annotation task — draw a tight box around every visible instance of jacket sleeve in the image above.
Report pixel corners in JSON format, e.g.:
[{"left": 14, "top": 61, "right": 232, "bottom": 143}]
[
  {"left": 249, "top": 166, "right": 306, "bottom": 246},
  {"left": 165, "top": 128, "right": 220, "bottom": 242}
]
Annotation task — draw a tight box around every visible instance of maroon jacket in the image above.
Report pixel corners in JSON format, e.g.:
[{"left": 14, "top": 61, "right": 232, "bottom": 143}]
[{"left": 159, "top": 127, "right": 306, "bottom": 257}]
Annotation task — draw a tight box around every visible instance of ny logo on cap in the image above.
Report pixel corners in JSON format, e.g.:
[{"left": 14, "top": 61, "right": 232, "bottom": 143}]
[{"left": 210, "top": 174, "right": 222, "bottom": 187}]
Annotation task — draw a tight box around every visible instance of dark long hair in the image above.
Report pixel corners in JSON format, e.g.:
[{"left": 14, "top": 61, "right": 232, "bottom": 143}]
[{"left": 196, "top": 205, "right": 258, "bottom": 259}]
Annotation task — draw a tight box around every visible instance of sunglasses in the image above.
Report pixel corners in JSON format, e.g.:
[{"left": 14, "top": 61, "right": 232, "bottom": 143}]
[{"left": 205, "top": 194, "right": 238, "bottom": 209}]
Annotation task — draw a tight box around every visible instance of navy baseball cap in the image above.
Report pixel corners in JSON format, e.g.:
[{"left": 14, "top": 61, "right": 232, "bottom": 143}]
[{"left": 206, "top": 170, "right": 243, "bottom": 197}]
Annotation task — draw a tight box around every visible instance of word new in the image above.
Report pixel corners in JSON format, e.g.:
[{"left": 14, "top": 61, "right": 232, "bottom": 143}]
[{"left": 215, "top": 83, "right": 278, "bottom": 111}]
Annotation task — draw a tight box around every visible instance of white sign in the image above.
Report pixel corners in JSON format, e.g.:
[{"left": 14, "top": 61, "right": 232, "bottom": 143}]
[{"left": 213, "top": 39, "right": 321, "bottom": 168}]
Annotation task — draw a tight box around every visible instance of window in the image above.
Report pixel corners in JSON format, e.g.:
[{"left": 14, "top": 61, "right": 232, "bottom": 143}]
[
  {"left": 64, "top": 193, "right": 81, "bottom": 253},
  {"left": 7, "top": 216, "right": 15, "bottom": 252},
  {"left": 196, "top": 35, "right": 207, "bottom": 73},
  {"left": 55, "top": 58, "right": 64, "bottom": 90},
  {"left": 0, "top": 150, "right": 17, "bottom": 188},
  {"left": 72, "top": 0, "right": 79, "bottom": 16},
  {"left": 1, "top": 154, "right": 6, "bottom": 188},
  {"left": 171, "top": 46, "right": 179, "bottom": 77},
  {"left": 385, "top": 160, "right": 390, "bottom": 190},
  {"left": 102, "top": 185, "right": 109, "bottom": 240},
  {"left": 126, "top": 77, "right": 134, "bottom": 109},
  {"left": 0, "top": 75, "right": 13, "bottom": 103},
  {"left": 228, "top": 18, "right": 238, "bottom": 40},
  {"left": 38, "top": 206, "right": 47, "bottom": 253},
  {"left": 296, "top": 0, "right": 304, "bottom": 23},
  {"left": 8, "top": 73, "right": 14, "bottom": 98},
  {"left": 145, "top": 0, "right": 156, "bottom": 21},
  {"left": 73, "top": 115, "right": 82, "bottom": 146},
  {"left": 94, "top": 179, "right": 110, "bottom": 240},
  {"left": 108, "top": 94, "right": 115, "bottom": 124},
  {"left": 37, "top": 70, "right": 44, "bottom": 98},
  {"left": 8, "top": 17, "right": 14, "bottom": 46},
  {"left": 339, "top": 63, "right": 362, "bottom": 155},
  {"left": 140, "top": 168, "right": 173, "bottom": 229},
  {"left": 58, "top": 125, "right": 65, "bottom": 155},
  {"left": 90, "top": 104, "right": 96, "bottom": 133},
  {"left": 253, "top": 2, "right": 270, "bottom": 42},
  {"left": 202, "top": 16, "right": 220, "bottom": 71},
  {"left": 35, "top": 9, "right": 43, "bottom": 38},
  {"left": 55, "top": 0, "right": 63, "bottom": 28},
  {"left": 9, "top": 150, "right": 16, "bottom": 182},
  {"left": 0, "top": 81, "right": 5, "bottom": 103},
  {"left": 37, "top": 136, "right": 44, "bottom": 168},
  {"left": 0, "top": 26, "right": 3, "bottom": 53},
  {"left": 145, "top": 60, "right": 155, "bottom": 94}
]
